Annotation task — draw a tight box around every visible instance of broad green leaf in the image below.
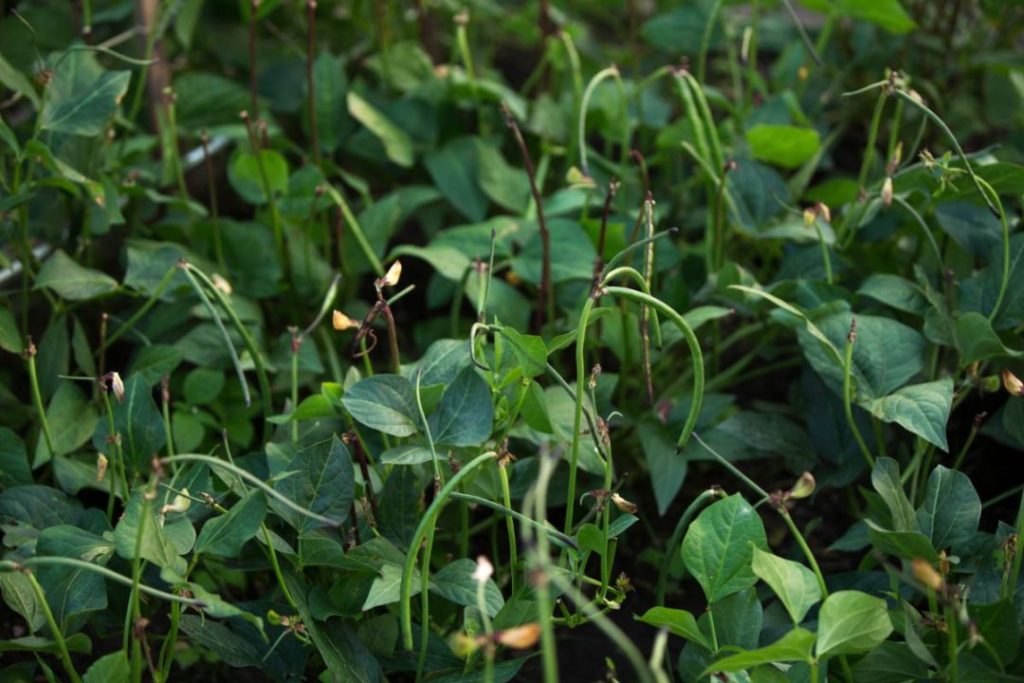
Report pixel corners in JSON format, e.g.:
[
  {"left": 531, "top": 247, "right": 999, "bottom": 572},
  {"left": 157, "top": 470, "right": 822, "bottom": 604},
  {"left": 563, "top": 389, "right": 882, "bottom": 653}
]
[
  {"left": 130, "top": 344, "right": 184, "bottom": 385},
  {"left": 36, "top": 525, "right": 114, "bottom": 625},
  {"left": 868, "top": 378, "right": 953, "bottom": 451},
  {"left": 682, "top": 494, "right": 768, "bottom": 603},
  {"left": 851, "top": 641, "right": 930, "bottom": 683},
  {"left": 799, "top": 311, "right": 925, "bottom": 400},
  {"left": 413, "top": 339, "right": 472, "bottom": 386},
  {"left": 272, "top": 435, "right": 353, "bottom": 533},
  {"left": 0, "top": 633, "right": 92, "bottom": 655},
  {"left": 342, "top": 375, "right": 421, "bottom": 437},
  {"left": 816, "top": 591, "right": 893, "bottom": 658},
  {"left": 961, "top": 233, "right": 1024, "bottom": 329},
  {"left": 747, "top": 125, "right": 821, "bottom": 169},
  {"left": 425, "top": 136, "right": 488, "bottom": 221},
  {"left": 195, "top": 490, "right": 267, "bottom": 557},
  {"left": 34, "top": 250, "right": 118, "bottom": 301},
  {"left": 970, "top": 599, "right": 1020, "bottom": 667},
  {"left": 177, "top": 615, "right": 262, "bottom": 668},
  {"left": 93, "top": 374, "right": 165, "bottom": 470},
  {"left": 858, "top": 274, "right": 927, "bottom": 316},
  {"left": 429, "top": 367, "right": 493, "bottom": 446},
  {"left": 228, "top": 149, "right": 289, "bottom": 205},
  {"left": 934, "top": 201, "right": 1002, "bottom": 256},
  {"left": 184, "top": 367, "right": 225, "bottom": 405},
  {"left": 34, "top": 381, "right": 99, "bottom": 467},
  {"left": 955, "top": 312, "right": 1022, "bottom": 364},
  {"left": 865, "top": 520, "right": 938, "bottom": 562},
  {"left": 0, "top": 572, "right": 45, "bottom": 633},
  {"left": 636, "top": 607, "right": 710, "bottom": 649},
  {"left": 430, "top": 559, "right": 504, "bottom": 617},
  {"left": 83, "top": 650, "right": 129, "bottom": 683},
  {"left": 40, "top": 50, "right": 130, "bottom": 135},
  {"left": 0, "top": 52, "right": 40, "bottom": 109},
  {"left": 391, "top": 243, "right": 472, "bottom": 281},
  {"left": 800, "top": 0, "right": 916, "bottom": 34},
  {"left": 114, "top": 492, "right": 183, "bottom": 571},
  {"left": 363, "top": 563, "right": 417, "bottom": 610},
  {"left": 379, "top": 445, "right": 435, "bottom": 465},
  {"left": 915, "top": 465, "right": 981, "bottom": 551},
  {"left": 728, "top": 286, "right": 842, "bottom": 366},
  {"left": 312, "top": 52, "right": 351, "bottom": 154},
  {"left": 751, "top": 548, "right": 821, "bottom": 625},
  {"left": 0, "top": 427, "right": 32, "bottom": 487},
  {"left": 871, "top": 457, "right": 917, "bottom": 532},
  {"left": 0, "top": 484, "right": 82, "bottom": 531},
  {"left": 500, "top": 327, "right": 548, "bottom": 378},
  {"left": 0, "top": 307, "right": 23, "bottom": 354},
  {"left": 347, "top": 91, "right": 413, "bottom": 168},
  {"left": 476, "top": 139, "right": 529, "bottom": 213},
  {"left": 512, "top": 218, "right": 597, "bottom": 284},
  {"left": 703, "top": 628, "right": 815, "bottom": 675}
]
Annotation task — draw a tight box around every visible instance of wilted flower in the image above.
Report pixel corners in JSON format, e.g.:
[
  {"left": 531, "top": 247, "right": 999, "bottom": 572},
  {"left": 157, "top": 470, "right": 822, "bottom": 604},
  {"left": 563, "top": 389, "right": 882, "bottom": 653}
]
[
  {"left": 611, "top": 493, "right": 638, "bottom": 514},
  {"left": 381, "top": 260, "right": 402, "bottom": 288},
  {"left": 332, "top": 310, "right": 358, "bottom": 332},
  {"left": 96, "top": 453, "right": 109, "bottom": 482},
  {"left": 787, "top": 472, "right": 816, "bottom": 500},
  {"left": 212, "top": 273, "right": 233, "bottom": 295},
  {"left": 472, "top": 555, "right": 494, "bottom": 583},
  {"left": 881, "top": 176, "right": 894, "bottom": 207},
  {"left": 912, "top": 558, "right": 944, "bottom": 591},
  {"left": 495, "top": 623, "right": 541, "bottom": 649},
  {"left": 160, "top": 489, "right": 192, "bottom": 516},
  {"left": 1002, "top": 369, "right": 1023, "bottom": 396},
  {"left": 107, "top": 372, "right": 125, "bottom": 403}
]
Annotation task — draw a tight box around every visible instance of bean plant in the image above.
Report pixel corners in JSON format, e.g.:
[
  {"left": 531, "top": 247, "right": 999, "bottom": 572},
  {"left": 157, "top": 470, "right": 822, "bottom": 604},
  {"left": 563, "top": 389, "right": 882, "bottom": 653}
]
[{"left": 1, "top": 1, "right": 1023, "bottom": 682}]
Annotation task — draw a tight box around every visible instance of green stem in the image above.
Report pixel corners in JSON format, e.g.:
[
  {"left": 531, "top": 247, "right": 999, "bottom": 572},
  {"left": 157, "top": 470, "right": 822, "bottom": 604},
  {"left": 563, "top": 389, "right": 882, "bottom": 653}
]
[
  {"left": 24, "top": 569, "right": 82, "bottom": 683},
  {"left": 498, "top": 465, "right": 519, "bottom": 592},
  {"left": 842, "top": 330, "right": 876, "bottom": 468},
  {"left": 450, "top": 492, "right": 578, "bottom": 550},
  {"left": 103, "top": 265, "right": 178, "bottom": 351},
  {"left": 697, "top": 0, "right": 723, "bottom": 84},
  {"left": 27, "top": 350, "right": 56, "bottom": 458},
  {"left": 401, "top": 452, "right": 497, "bottom": 650},
  {"left": 578, "top": 66, "right": 621, "bottom": 177},
  {"left": 324, "top": 185, "right": 384, "bottom": 276}
]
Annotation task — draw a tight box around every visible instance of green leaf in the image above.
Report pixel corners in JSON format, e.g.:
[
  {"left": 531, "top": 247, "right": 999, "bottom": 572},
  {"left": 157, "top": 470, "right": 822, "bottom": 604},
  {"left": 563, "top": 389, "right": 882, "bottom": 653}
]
[
  {"left": 272, "top": 435, "right": 353, "bottom": 533},
  {"left": 865, "top": 520, "right": 938, "bottom": 562},
  {"left": 0, "top": 307, "right": 23, "bottom": 354},
  {"left": 868, "top": 378, "right": 953, "bottom": 451},
  {"left": 228, "top": 149, "right": 290, "bottom": 205},
  {"left": 184, "top": 368, "right": 225, "bottom": 405},
  {"left": 177, "top": 614, "right": 262, "bottom": 668},
  {"left": 0, "top": 633, "right": 92, "bottom": 655},
  {"left": 815, "top": 591, "right": 893, "bottom": 658},
  {"left": 40, "top": 50, "right": 130, "bottom": 135},
  {"left": 0, "top": 52, "right": 40, "bottom": 109},
  {"left": 429, "top": 367, "right": 493, "bottom": 447},
  {"left": 425, "top": 137, "right": 488, "bottom": 221},
  {"left": 97, "top": 374, "right": 165, "bottom": 470},
  {"left": 0, "top": 427, "right": 32, "bottom": 487},
  {"left": 414, "top": 339, "right": 472, "bottom": 386},
  {"left": 114, "top": 491, "right": 183, "bottom": 571},
  {"left": 0, "top": 572, "right": 45, "bottom": 633},
  {"left": 311, "top": 52, "right": 351, "bottom": 154},
  {"left": 955, "top": 312, "right": 1022, "bottom": 364},
  {"left": 379, "top": 445, "right": 435, "bottom": 465},
  {"left": 476, "top": 139, "right": 529, "bottom": 213},
  {"left": 363, "top": 563, "right": 418, "bottom": 610},
  {"left": 751, "top": 548, "right": 821, "bottom": 625},
  {"left": 703, "top": 628, "right": 816, "bottom": 675},
  {"left": 342, "top": 375, "right": 422, "bottom": 437},
  {"left": 501, "top": 327, "right": 548, "bottom": 378},
  {"left": 195, "top": 490, "right": 267, "bottom": 557},
  {"left": 34, "top": 381, "right": 99, "bottom": 467},
  {"left": 430, "top": 559, "right": 504, "bottom": 617},
  {"left": 83, "top": 650, "right": 129, "bottom": 683},
  {"left": 34, "top": 250, "right": 118, "bottom": 300},
  {"left": 347, "top": 91, "right": 413, "bottom": 168},
  {"left": 970, "top": 599, "right": 1020, "bottom": 667},
  {"left": 800, "top": 0, "right": 916, "bottom": 34},
  {"left": 636, "top": 607, "right": 710, "bottom": 649},
  {"left": 915, "top": 465, "right": 981, "bottom": 551},
  {"left": 682, "top": 494, "right": 768, "bottom": 603},
  {"left": 858, "top": 274, "right": 927, "bottom": 316},
  {"left": 746, "top": 125, "right": 821, "bottom": 169},
  {"left": 513, "top": 218, "right": 597, "bottom": 284},
  {"left": 852, "top": 641, "right": 930, "bottom": 683},
  {"left": 130, "top": 344, "right": 184, "bottom": 385},
  {"left": 36, "top": 525, "right": 114, "bottom": 625},
  {"left": 871, "top": 457, "right": 917, "bottom": 532},
  {"left": 934, "top": 201, "right": 1002, "bottom": 257}
]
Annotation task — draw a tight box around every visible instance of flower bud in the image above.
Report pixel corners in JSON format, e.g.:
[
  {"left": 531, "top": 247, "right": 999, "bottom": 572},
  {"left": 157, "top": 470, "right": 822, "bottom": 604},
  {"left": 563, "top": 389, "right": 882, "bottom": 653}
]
[
  {"left": 109, "top": 372, "right": 125, "bottom": 403},
  {"left": 381, "top": 260, "right": 402, "bottom": 287},
  {"left": 881, "top": 176, "right": 893, "bottom": 207},
  {"left": 332, "top": 310, "right": 358, "bottom": 332},
  {"left": 912, "top": 558, "right": 944, "bottom": 591},
  {"left": 96, "top": 453, "right": 109, "bottom": 482},
  {"left": 787, "top": 472, "right": 816, "bottom": 500},
  {"left": 212, "top": 273, "right": 233, "bottom": 295},
  {"left": 1002, "top": 369, "right": 1024, "bottom": 396}
]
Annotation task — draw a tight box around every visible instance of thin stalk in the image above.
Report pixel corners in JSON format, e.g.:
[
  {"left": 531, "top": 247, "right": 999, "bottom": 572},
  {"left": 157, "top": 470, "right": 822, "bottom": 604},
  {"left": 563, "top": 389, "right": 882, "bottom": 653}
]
[
  {"left": 125, "top": 486, "right": 153, "bottom": 681},
  {"left": 578, "top": 66, "right": 620, "bottom": 177},
  {"left": 476, "top": 571, "right": 496, "bottom": 683},
  {"left": 450, "top": 492, "right": 578, "bottom": 550},
  {"left": 23, "top": 569, "right": 82, "bottom": 683},
  {"left": 697, "top": 0, "right": 723, "bottom": 83},
  {"left": 248, "top": 0, "right": 259, "bottom": 117},
  {"left": 415, "top": 369, "right": 441, "bottom": 485},
  {"left": 306, "top": 0, "right": 319, "bottom": 163},
  {"left": 400, "top": 452, "right": 497, "bottom": 650},
  {"left": 780, "top": 0, "right": 823, "bottom": 66},
  {"left": 324, "top": 185, "right": 384, "bottom": 276},
  {"left": 27, "top": 343, "right": 56, "bottom": 457},
  {"left": 639, "top": 197, "right": 656, "bottom": 405},
  {"left": 498, "top": 465, "right": 519, "bottom": 591},
  {"left": 290, "top": 330, "right": 300, "bottom": 444},
  {"left": 842, "top": 322, "right": 876, "bottom": 468},
  {"left": 240, "top": 112, "right": 287, "bottom": 286},
  {"left": 858, "top": 92, "right": 888, "bottom": 193},
  {"left": 527, "top": 452, "right": 559, "bottom": 682},
  {"left": 104, "top": 264, "right": 178, "bottom": 351},
  {"left": 200, "top": 133, "right": 225, "bottom": 271},
  {"left": 455, "top": 17, "right": 485, "bottom": 134}
]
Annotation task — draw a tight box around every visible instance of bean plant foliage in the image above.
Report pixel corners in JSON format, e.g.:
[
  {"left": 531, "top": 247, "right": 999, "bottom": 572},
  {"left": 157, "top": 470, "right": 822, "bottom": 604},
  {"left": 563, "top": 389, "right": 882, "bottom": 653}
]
[{"left": 1, "top": 1, "right": 1023, "bottom": 682}]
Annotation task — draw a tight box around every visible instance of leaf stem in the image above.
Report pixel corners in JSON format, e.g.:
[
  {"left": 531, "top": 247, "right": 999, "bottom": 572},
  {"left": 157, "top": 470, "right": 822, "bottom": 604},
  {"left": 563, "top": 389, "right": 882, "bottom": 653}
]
[{"left": 24, "top": 568, "right": 82, "bottom": 683}]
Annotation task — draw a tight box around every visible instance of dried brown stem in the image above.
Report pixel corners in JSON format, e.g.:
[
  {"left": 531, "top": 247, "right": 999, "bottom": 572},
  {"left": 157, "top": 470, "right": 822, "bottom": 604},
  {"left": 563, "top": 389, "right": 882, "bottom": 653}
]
[
  {"left": 593, "top": 179, "right": 620, "bottom": 286},
  {"left": 502, "top": 102, "right": 551, "bottom": 330}
]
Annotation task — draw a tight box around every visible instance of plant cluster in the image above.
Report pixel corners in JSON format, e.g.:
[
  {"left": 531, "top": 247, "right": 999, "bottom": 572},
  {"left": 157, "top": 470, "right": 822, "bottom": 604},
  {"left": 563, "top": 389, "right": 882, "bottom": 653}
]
[{"left": 1, "top": 0, "right": 1023, "bottom": 682}]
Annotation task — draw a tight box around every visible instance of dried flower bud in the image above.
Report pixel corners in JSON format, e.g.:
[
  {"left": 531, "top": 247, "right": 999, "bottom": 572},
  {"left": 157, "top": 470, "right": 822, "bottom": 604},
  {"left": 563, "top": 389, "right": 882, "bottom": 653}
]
[
  {"left": 912, "top": 558, "right": 945, "bottom": 591},
  {"left": 1002, "top": 369, "right": 1024, "bottom": 396},
  {"left": 160, "top": 489, "right": 192, "bottom": 516},
  {"left": 332, "top": 310, "right": 358, "bottom": 331},
  {"left": 109, "top": 371, "right": 125, "bottom": 402},
  {"left": 496, "top": 623, "right": 541, "bottom": 649},
  {"left": 787, "top": 472, "right": 816, "bottom": 500},
  {"left": 611, "top": 493, "right": 638, "bottom": 514},
  {"left": 815, "top": 202, "right": 831, "bottom": 223},
  {"left": 886, "top": 142, "right": 903, "bottom": 176},
  {"left": 472, "top": 555, "right": 494, "bottom": 583},
  {"left": 96, "top": 453, "right": 109, "bottom": 482},
  {"left": 881, "top": 176, "right": 894, "bottom": 207},
  {"left": 381, "top": 260, "right": 402, "bottom": 287},
  {"left": 212, "top": 273, "right": 233, "bottom": 295}
]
